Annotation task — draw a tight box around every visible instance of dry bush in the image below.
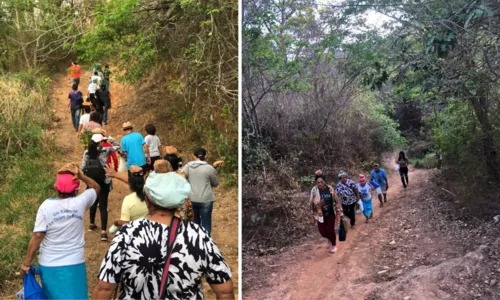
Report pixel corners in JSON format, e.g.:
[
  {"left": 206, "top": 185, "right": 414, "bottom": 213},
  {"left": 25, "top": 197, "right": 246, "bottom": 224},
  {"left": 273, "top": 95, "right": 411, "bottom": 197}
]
[
  {"left": 0, "top": 74, "right": 52, "bottom": 162},
  {"left": 0, "top": 74, "right": 55, "bottom": 291},
  {"left": 243, "top": 60, "right": 404, "bottom": 255}
]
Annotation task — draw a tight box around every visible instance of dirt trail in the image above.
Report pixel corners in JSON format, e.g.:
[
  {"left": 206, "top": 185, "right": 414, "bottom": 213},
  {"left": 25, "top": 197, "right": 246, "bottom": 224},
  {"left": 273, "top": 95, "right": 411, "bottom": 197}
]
[
  {"left": 45, "top": 71, "right": 238, "bottom": 299},
  {"left": 244, "top": 159, "right": 500, "bottom": 299}
]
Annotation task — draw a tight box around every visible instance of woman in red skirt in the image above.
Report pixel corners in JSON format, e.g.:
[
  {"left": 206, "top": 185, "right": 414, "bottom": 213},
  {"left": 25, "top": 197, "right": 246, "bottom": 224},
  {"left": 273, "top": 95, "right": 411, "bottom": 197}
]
[{"left": 310, "top": 174, "right": 343, "bottom": 253}]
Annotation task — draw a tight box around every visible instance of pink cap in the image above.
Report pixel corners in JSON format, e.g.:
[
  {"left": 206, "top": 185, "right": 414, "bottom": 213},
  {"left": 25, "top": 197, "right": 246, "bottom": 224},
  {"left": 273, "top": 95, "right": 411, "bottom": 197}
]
[
  {"left": 54, "top": 173, "right": 80, "bottom": 193},
  {"left": 359, "top": 175, "right": 366, "bottom": 183}
]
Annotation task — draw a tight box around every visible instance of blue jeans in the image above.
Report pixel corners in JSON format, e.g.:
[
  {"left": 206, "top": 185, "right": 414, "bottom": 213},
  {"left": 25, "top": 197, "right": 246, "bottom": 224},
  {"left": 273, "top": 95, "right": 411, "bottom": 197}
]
[
  {"left": 103, "top": 108, "right": 108, "bottom": 123},
  {"left": 191, "top": 202, "right": 213, "bottom": 236},
  {"left": 70, "top": 108, "right": 80, "bottom": 131},
  {"left": 71, "top": 77, "right": 80, "bottom": 88}
]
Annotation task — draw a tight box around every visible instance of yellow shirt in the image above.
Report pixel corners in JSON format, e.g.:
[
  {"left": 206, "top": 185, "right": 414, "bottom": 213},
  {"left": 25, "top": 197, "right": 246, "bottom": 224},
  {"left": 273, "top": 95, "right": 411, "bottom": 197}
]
[{"left": 120, "top": 192, "right": 148, "bottom": 222}]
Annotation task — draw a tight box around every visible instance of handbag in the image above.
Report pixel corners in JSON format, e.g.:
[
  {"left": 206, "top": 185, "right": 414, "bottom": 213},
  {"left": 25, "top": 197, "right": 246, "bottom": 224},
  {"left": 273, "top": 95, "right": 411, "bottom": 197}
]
[
  {"left": 23, "top": 266, "right": 46, "bottom": 300},
  {"left": 159, "top": 217, "right": 181, "bottom": 299},
  {"left": 338, "top": 218, "right": 347, "bottom": 242}
]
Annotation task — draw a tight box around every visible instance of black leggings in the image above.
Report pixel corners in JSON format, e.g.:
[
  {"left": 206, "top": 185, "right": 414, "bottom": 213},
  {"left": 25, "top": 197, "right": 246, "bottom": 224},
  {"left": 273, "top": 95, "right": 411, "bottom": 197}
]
[
  {"left": 342, "top": 203, "right": 356, "bottom": 226},
  {"left": 399, "top": 166, "right": 409, "bottom": 188},
  {"left": 89, "top": 183, "right": 110, "bottom": 230}
]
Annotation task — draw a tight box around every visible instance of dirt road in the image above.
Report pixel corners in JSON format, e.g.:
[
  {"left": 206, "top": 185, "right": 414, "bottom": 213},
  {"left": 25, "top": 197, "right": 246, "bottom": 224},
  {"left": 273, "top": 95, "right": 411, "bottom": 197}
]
[
  {"left": 43, "top": 71, "right": 238, "bottom": 298},
  {"left": 244, "top": 160, "right": 500, "bottom": 299}
]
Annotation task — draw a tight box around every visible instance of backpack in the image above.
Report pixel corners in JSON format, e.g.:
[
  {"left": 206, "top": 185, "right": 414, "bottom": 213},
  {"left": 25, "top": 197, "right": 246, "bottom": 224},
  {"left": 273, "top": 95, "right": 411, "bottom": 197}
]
[{"left": 84, "top": 155, "right": 106, "bottom": 183}]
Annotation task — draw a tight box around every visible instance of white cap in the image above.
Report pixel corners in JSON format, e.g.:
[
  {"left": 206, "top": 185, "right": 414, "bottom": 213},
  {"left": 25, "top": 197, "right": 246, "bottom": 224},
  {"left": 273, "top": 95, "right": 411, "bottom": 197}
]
[{"left": 91, "top": 134, "right": 104, "bottom": 143}]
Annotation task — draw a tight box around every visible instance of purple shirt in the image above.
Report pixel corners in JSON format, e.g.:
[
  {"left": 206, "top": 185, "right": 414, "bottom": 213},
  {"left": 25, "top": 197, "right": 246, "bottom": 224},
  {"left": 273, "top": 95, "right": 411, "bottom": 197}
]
[{"left": 68, "top": 90, "right": 83, "bottom": 109}]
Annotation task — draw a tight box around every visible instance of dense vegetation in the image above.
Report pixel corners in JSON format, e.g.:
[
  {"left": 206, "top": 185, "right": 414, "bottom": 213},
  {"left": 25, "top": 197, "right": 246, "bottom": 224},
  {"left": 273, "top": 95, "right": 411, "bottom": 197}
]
[
  {"left": 1, "top": 0, "right": 238, "bottom": 174},
  {"left": 242, "top": 0, "right": 500, "bottom": 254}
]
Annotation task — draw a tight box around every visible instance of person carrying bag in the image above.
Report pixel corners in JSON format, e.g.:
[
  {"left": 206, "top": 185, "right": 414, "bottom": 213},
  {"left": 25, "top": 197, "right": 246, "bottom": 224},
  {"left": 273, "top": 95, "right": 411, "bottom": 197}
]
[{"left": 92, "top": 171, "right": 235, "bottom": 299}]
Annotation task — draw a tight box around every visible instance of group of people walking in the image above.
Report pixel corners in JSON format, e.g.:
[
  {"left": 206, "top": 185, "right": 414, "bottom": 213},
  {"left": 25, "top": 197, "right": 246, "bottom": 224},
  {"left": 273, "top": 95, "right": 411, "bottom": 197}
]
[
  {"left": 68, "top": 61, "right": 112, "bottom": 131},
  {"left": 310, "top": 152, "right": 410, "bottom": 254},
  {"left": 20, "top": 62, "right": 234, "bottom": 299}
]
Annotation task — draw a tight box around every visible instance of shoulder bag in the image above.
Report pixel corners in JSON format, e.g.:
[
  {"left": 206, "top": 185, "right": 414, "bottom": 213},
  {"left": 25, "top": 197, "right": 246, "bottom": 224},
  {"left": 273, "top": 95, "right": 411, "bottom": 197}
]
[{"left": 159, "top": 217, "right": 181, "bottom": 299}]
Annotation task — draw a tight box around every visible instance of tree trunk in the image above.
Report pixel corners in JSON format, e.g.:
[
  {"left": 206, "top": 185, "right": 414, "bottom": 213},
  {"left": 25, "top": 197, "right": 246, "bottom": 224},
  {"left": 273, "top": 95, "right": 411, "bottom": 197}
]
[{"left": 469, "top": 95, "right": 500, "bottom": 182}]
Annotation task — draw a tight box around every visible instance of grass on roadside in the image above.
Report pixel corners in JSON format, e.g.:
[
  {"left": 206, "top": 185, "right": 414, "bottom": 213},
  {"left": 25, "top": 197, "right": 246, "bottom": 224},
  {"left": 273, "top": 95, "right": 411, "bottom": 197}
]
[{"left": 0, "top": 73, "right": 54, "bottom": 292}]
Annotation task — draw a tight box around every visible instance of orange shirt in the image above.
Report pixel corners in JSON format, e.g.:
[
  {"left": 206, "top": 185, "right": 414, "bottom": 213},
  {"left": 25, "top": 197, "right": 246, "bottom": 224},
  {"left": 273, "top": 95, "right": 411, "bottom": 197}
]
[{"left": 69, "top": 64, "right": 81, "bottom": 79}]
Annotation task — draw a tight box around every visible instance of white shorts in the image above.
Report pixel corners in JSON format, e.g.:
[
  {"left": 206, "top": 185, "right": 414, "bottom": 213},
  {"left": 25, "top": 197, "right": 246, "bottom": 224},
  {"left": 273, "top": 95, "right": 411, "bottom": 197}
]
[{"left": 376, "top": 186, "right": 387, "bottom": 194}]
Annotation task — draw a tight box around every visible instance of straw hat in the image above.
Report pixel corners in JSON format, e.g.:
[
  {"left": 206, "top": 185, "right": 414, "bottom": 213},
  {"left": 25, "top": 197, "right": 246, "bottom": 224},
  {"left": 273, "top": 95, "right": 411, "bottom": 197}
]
[
  {"left": 122, "top": 122, "right": 133, "bottom": 130},
  {"left": 130, "top": 165, "right": 143, "bottom": 174},
  {"left": 164, "top": 146, "right": 178, "bottom": 155},
  {"left": 92, "top": 128, "right": 107, "bottom": 136},
  {"left": 154, "top": 159, "right": 172, "bottom": 173}
]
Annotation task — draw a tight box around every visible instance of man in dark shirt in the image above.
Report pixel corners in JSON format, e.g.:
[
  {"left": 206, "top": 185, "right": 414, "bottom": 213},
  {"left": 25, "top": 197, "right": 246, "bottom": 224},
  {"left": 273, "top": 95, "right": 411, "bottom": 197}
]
[{"left": 68, "top": 84, "right": 83, "bottom": 131}]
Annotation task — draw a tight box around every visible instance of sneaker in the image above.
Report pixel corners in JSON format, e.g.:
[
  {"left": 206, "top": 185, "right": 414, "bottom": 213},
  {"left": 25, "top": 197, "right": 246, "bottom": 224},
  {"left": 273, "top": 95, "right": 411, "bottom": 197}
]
[
  {"left": 100, "top": 233, "right": 108, "bottom": 241},
  {"left": 88, "top": 224, "right": 97, "bottom": 231},
  {"left": 330, "top": 246, "right": 337, "bottom": 253}
]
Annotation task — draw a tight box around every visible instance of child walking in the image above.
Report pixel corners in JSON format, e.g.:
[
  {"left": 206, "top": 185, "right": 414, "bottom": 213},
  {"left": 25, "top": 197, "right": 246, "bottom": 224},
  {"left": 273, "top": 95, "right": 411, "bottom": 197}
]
[
  {"left": 144, "top": 124, "right": 161, "bottom": 171},
  {"left": 357, "top": 174, "right": 375, "bottom": 223}
]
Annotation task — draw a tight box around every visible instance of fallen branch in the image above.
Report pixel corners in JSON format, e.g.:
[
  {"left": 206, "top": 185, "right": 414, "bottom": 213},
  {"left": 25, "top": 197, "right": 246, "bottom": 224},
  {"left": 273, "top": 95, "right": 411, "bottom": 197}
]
[{"left": 441, "top": 187, "right": 457, "bottom": 198}]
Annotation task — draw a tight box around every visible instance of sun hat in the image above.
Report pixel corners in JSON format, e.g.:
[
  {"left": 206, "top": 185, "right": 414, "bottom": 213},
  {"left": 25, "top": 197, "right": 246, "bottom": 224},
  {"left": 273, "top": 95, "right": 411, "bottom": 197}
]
[
  {"left": 91, "top": 134, "right": 104, "bottom": 143},
  {"left": 374, "top": 163, "right": 380, "bottom": 167},
  {"left": 145, "top": 172, "right": 191, "bottom": 209},
  {"left": 164, "top": 146, "right": 178, "bottom": 155},
  {"left": 153, "top": 159, "right": 172, "bottom": 173},
  {"left": 91, "top": 128, "right": 107, "bottom": 136},
  {"left": 54, "top": 173, "right": 80, "bottom": 193},
  {"left": 129, "top": 165, "right": 143, "bottom": 175},
  {"left": 122, "top": 122, "right": 133, "bottom": 130}
]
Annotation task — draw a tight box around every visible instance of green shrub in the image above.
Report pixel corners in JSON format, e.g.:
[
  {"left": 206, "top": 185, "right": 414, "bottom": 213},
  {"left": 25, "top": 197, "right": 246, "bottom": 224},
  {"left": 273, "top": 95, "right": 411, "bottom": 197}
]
[
  {"left": 410, "top": 153, "right": 438, "bottom": 169},
  {"left": 422, "top": 153, "right": 438, "bottom": 169},
  {"left": 299, "top": 175, "right": 315, "bottom": 187}
]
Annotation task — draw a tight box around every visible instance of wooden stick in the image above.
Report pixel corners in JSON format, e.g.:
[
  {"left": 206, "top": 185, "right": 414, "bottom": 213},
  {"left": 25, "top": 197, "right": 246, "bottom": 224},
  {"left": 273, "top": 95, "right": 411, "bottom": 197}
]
[{"left": 441, "top": 187, "right": 457, "bottom": 198}]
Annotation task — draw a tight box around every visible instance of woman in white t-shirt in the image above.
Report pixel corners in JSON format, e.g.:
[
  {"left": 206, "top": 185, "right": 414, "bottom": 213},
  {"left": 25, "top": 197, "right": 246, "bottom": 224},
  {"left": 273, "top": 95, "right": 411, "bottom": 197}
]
[
  {"left": 144, "top": 124, "right": 161, "bottom": 171},
  {"left": 77, "top": 106, "right": 91, "bottom": 134},
  {"left": 21, "top": 164, "right": 100, "bottom": 299}
]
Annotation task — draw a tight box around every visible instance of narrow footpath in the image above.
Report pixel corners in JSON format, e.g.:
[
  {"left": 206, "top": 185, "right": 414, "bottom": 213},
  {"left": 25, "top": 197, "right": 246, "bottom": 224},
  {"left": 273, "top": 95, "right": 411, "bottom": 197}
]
[
  {"left": 244, "top": 158, "right": 500, "bottom": 299},
  {"left": 49, "top": 71, "right": 238, "bottom": 299}
]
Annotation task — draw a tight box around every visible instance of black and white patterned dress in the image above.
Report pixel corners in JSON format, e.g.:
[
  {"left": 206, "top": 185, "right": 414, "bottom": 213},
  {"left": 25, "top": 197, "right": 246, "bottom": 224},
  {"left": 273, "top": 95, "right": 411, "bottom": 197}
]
[
  {"left": 335, "top": 179, "right": 358, "bottom": 205},
  {"left": 98, "top": 218, "right": 232, "bottom": 299}
]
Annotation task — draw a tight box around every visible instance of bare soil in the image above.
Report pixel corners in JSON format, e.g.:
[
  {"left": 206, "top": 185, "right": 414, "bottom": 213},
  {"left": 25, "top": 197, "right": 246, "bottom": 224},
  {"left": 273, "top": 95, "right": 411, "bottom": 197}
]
[
  {"left": 1, "top": 71, "right": 238, "bottom": 299},
  {"left": 243, "top": 159, "right": 500, "bottom": 299}
]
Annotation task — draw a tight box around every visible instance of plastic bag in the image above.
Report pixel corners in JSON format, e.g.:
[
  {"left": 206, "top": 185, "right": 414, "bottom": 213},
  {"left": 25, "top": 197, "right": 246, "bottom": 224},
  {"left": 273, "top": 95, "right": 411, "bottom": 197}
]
[
  {"left": 338, "top": 219, "right": 347, "bottom": 242},
  {"left": 118, "top": 156, "right": 127, "bottom": 173},
  {"left": 355, "top": 200, "right": 364, "bottom": 214},
  {"left": 314, "top": 215, "right": 324, "bottom": 223},
  {"left": 394, "top": 163, "right": 400, "bottom": 171},
  {"left": 23, "top": 266, "right": 45, "bottom": 300}
]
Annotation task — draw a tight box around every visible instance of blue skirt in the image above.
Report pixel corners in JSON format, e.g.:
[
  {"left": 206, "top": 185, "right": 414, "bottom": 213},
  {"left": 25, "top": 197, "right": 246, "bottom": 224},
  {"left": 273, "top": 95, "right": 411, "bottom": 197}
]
[
  {"left": 39, "top": 263, "right": 88, "bottom": 299},
  {"left": 361, "top": 198, "right": 373, "bottom": 217}
]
